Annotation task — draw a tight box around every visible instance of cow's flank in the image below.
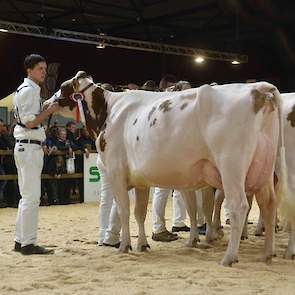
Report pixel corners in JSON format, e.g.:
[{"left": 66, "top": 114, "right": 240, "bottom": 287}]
[
  {"left": 180, "top": 102, "right": 188, "bottom": 110},
  {"left": 159, "top": 100, "right": 172, "bottom": 112},
  {"left": 150, "top": 118, "right": 157, "bottom": 127},
  {"left": 148, "top": 106, "right": 156, "bottom": 121}
]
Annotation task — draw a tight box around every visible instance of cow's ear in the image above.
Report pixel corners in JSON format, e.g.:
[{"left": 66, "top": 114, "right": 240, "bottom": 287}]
[
  {"left": 72, "top": 77, "right": 80, "bottom": 92},
  {"left": 75, "top": 71, "right": 87, "bottom": 79}
]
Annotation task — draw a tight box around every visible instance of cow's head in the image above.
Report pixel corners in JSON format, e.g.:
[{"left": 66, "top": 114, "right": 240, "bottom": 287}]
[{"left": 47, "top": 71, "right": 108, "bottom": 139}]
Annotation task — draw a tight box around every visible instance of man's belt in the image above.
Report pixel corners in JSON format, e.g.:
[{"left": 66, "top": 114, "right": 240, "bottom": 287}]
[{"left": 16, "top": 139, "right": 42, "bottom": 145}]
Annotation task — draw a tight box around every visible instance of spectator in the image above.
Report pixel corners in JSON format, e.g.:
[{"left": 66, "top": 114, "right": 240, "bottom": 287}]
[
  {"left": 141, "top": 80, "right": 159, "bottom": 91},
  {"left": 159, "top": 74, "right": 177, "bottom": 91},
  {"left": 54, "top": 127, "right": 72, "bottom": 204},
  {"left": 101, "top": 83, "right": 114, "bottom": 91},
  {"left": 127, "top": 83, "right": 139, "bottom": 90},
  {"left": 76, "top": 127, "right": 96, "bottom": 155},
  {"left": 66, "top": 121, "right": 80, "bottom": 151}
]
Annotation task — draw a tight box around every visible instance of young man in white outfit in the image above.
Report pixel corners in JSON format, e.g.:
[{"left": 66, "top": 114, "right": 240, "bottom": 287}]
[{"left": 13, "top": 54, "right": 59, "bottom": 255}]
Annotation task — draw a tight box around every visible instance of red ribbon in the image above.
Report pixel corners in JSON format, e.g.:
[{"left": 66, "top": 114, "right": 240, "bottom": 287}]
[{"left": 76, "top": 106, "right": 80, "bottom": 122}]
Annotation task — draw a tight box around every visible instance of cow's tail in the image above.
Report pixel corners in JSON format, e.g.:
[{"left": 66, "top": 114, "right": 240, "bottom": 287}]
[{"left": 274, "top": 89, "right": 294, "bottom": 222}]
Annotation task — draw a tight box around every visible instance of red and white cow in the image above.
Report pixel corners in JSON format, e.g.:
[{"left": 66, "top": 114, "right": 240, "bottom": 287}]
[
  {"left": 47, "top": 71, "right": 285, "bottom": 266},
  {"left": 212, "top": 92, "right": 295, "bottom": 259},
  {"left": 274, "top": 92, "right": 295, "bottom": 259}
]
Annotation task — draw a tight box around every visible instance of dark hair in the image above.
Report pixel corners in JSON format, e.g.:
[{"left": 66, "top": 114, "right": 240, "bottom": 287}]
[
  {"left": 161, "top": 74, "right": 177, "bottom": 83},
  {"left": 24, "top": 54, "right": 46, "bottom": 71},
  {"left": 66, "top": 121, "right": 76, "bottom": 128}
]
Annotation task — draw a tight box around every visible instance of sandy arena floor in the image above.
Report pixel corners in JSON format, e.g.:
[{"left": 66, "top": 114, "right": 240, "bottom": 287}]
[{"left": 0, "top": 198, "right": 295, "bottom": 295}]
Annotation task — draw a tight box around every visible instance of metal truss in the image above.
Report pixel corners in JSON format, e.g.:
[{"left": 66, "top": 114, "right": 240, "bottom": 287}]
[{"left": 0, "top": 20, "right": 248, "bottom": 63}]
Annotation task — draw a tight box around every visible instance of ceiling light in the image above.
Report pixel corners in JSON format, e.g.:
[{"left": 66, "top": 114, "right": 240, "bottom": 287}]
[
  {"left": 0, "top": 29, "right": 8, "bottom": 33},
  {"left": 96, "top": 43, "right": 105, "bottom": 49},
  {"left": 231, "top": 60, "right": 240, "bottom": 65},
  {"left": 195, "top": 56, "right": 204, "bottom": 63}
]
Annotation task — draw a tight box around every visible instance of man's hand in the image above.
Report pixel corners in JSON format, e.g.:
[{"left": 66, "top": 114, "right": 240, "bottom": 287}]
[
  {"left": 46, "top": 102, "right": 60, "bottom": 114},
  {"left": 25, "top": 102, "right": 60, "bottom": 129},
  {"left": 85, "top": 148, "right": 90, "bottom": 159}
]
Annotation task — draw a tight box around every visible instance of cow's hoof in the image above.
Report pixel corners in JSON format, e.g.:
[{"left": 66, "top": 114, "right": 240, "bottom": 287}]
[
  {"left": 119, "top": 244, "right": 132, "bottom": 253},
  {"left": 220, "top": 258, "right": 233, "bottom": 267},
  {"left": 262, "top": 255, "right": 272, "bottom": 265},
  {"left": 241, "top": 235, "right": 248, "bottom": 241},
  {"left": 220, "top": 256, "right": 239, "bottom": 267},
  {"left": 255, "top": 231, "right": 264, "bottom": 237},
  {"left": 284, "top": 250, "right": 295, "bottom": 260},
  {"left": 138, "top": 244, "right": 151, "bottom": 252},
  {"left": 186, "top": 238, "right": 200, "bottom": 248},
  {"left": 206, "top": 231, "right": 220, "bottom": 243}
]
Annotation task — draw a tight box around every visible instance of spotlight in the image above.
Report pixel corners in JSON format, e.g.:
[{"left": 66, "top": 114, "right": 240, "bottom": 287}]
[
  {"left": 96, "top": 43, "right": 105, "bottom": 49},
  {"left": 231, "top": 60, "right": 240, "bottom": 65},
  {"left": 195, "top": 56, "right": 204, "bottom": 63}
]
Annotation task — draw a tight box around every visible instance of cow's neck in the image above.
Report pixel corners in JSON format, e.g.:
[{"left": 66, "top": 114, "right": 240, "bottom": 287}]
[{"left": 83, "top": 86, "right": 108, "bottom": 140}]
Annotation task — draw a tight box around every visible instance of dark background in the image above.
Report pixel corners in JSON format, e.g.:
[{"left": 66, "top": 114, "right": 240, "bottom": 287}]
[{"left": 0, "top": 0, "right": 295, "bottom": 97}]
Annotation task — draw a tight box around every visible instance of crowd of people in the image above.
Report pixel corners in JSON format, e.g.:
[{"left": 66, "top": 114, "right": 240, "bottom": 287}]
[{"left": 0, "top": 119, "right": 96, "bottom": 208}]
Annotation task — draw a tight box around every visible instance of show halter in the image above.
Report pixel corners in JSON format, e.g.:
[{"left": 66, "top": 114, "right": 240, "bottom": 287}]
[{"left": 70, "top": 82, "right": 94, "bottom": 125}]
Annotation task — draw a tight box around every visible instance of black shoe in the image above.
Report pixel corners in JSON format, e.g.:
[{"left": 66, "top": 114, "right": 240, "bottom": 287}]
[
  {"left": 14, "top": 241, "right": 21, "bottom": 252},
  {"left": 198, "top": 223, "right": 207, "bottom": 235},
  {"left": 172, "top": 225, "right": 190, "bottom": 232},
  {"left": 102, "top": 242, "right": 121, "bottom": 248},
  {"left": 21, "top": 244, "right": 54, "bottom": 255}
]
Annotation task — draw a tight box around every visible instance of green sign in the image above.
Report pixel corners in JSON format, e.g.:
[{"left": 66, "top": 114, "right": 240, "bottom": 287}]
[{"left": 89, "top": 166, "right": 100, "bottom": 182}]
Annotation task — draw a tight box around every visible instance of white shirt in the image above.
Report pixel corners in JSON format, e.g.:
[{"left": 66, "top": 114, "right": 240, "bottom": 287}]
[{"left": 13, "top": 78, "right": 46, "bottom": 141}]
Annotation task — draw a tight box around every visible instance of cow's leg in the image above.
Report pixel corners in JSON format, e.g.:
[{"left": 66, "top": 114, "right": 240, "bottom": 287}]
[
  {"left": 181, "top": 190, "right": 198, "bottom": 247},
  {"left": 220, "top": 167, "right": 249, "bottom": 266},
  {"left": 285, "top": 218, "right": 295, "bottom": 259},
  {"left": 202, "top": 187, "right": 216, "bottom": 243},
  {"left": 110, "top": 182, "right": 132, "bottom": 253},
  {"left": 255, "top": 181, "right": 277, "bottom": 264},
  {"left": 241, "top": 194, "right": 254, "bottom": 240},
  {"left": 212, "top": 189, "right": 225, "bottom": 238},
  {"left": 255, "top": 211, "right": 264, "bottom": 236},
  {"left": 134, "top": 187, "right": 150, "bottom": 252}
]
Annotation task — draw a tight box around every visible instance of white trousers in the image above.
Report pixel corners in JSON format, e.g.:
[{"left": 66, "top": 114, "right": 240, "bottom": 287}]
[
  {"left": 152, "top": 188, "right": 187, "bottom": 233},
  {"left": 14, "top": 142, "right": 44, "bottom": 247},
  {"left": 152, "top": 188, "right": 205, "bottom": 233},
  {"left": 98, "top": 169, "right": 121, "bottom": 245}
]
